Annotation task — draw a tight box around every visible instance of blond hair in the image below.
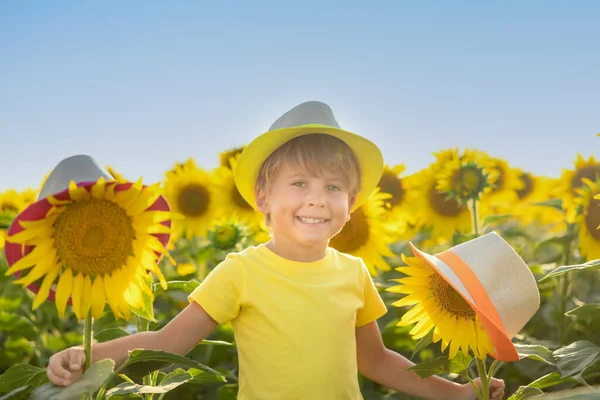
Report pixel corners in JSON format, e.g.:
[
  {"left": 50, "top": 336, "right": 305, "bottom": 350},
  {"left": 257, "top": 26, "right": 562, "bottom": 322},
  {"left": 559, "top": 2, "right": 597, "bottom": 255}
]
[{"left": 255, "top": 134, "right": 361, "bottom": 224}]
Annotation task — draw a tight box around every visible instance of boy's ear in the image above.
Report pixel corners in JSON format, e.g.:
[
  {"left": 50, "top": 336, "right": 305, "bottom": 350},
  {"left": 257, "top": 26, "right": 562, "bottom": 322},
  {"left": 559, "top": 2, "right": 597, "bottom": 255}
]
[
  {"left": 255, "top": 190, "right": 270, "bottom": 214},
  {"left": 346, "top": 195, "right": 357, "bottom": 221}
]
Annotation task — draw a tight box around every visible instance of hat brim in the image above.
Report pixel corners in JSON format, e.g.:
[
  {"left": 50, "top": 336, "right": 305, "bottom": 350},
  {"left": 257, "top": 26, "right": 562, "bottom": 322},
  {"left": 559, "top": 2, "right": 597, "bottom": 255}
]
[
  {"left": 4, "top": 180, "right": 171, "bottom": 304},
  {"left": 409, "top": 243, "right": 520, "bottom": 362},
  {"left": 234, "top": 124, "right": 384, "bottom": 212}
]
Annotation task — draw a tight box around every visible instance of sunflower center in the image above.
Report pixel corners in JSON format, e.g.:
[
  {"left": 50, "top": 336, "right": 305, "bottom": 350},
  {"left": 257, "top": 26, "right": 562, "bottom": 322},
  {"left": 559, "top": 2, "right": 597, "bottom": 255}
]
[
  {"left": 585, "top": 194, "right": 600, "bottom": 240},
  {"left": 491, "top": 166, "right": 504, "bottom": 192},
  {"left": 452, "top": 166, "right": 484, "bottom": 197},
  {"left": 378, "top": 172, "right": 405, "bottom": 206},
  {"left": 428, "top": 186, "right": 464, "bottom": 217},
  {"left": 177, "top": 184, "right": 210, "bottom": 217},
  {"left": 329, "top": 207, "right": 369, "bottom": 253},
  {"left": 54, "top": 199, "right": 134, "bottom": 275},
  {"left": 517, "top": 173, "right": 534, "bottom": 200},
  {"left": 211, "top": 223, "right": 241, "bottom": 249},
  {"left": 430, "top": 272, "right": 476, "bottom": 319},
  {"left": 232, "top": 186, "right": 253, "bottom": 210},
  {"left": 1, "top": 202, "right": 19, "bottom": 213},
  {"left": 572, "top": 165, "right": 600, "bottom": 194}
]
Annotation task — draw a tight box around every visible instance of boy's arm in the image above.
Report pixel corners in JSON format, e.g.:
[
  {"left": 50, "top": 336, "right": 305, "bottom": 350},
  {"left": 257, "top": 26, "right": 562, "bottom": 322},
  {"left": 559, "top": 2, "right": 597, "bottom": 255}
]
[
  {"left": 48, "top": 302, "right": 217, "bottom": 386},
  {"left": 93, "top": 302, "right": 218, "bottom": 365},
  {"left": 356, "top": 321, "right": 501, "bottom": 400}
]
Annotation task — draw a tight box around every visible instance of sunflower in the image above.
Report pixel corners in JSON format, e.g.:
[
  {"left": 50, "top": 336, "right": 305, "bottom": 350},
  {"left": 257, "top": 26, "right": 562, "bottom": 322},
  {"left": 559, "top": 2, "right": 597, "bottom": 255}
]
[
  {"left": 105, "top": 165, "right": 126, "bottom": 181},
  {"left": 435, "top": 155, "right": 496, "bottom": 204},
  {"left": 376, "top": 164, "right": 418, "bottom": 239},
  {"left": 556, "top": 154, "right": 600, "bottom": 214},
  {"left": 329, "top": 189, "right": 398, "bottom": 276},
  {"left": 410, "top": 167, "right": 472, "bottom": 244},
  {"left": 573, "top": 179, "right": 600, "bottom": 261},
  {"left": 163, "top": 158, "right": 218, "bottom": 241},
  {"left": 212, "top": 157, "right": 266, "bottom": 236},
  {"left": 387, "top": 254, "right": 495, "bottom": 359},
  {"left": 477, "top": 154, "right": 522, "bottom": 215},
  {"left": 0, "top": 189, "right": 35, "bottom": 249},
  {"left": 511, "top": 170, "right": 565, "bottom": 230},
  {"left": 219, "top": 146, "right": 246, "bottom": 169},
  {"left": 5, "top": 177, "right": 172, "bottom": 320}
]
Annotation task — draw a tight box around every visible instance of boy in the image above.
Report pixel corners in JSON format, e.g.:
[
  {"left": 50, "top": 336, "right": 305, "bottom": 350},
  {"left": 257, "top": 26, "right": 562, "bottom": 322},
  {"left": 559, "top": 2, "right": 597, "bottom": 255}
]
[{"left": 47, "top": 101, "right": 505, "bottom": 400}]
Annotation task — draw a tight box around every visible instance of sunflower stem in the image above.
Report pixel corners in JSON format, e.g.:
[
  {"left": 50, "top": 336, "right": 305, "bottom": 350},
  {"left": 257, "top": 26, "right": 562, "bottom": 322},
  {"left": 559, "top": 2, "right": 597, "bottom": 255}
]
[
  {"left": 475, "top": 357, "right": 490, "bottom": 400},
  {"left": 469, "top": 199, "right": 480, "bottom": 237},
  {"left": 84, "top": 310, "right": 93, "bottom": 371}
]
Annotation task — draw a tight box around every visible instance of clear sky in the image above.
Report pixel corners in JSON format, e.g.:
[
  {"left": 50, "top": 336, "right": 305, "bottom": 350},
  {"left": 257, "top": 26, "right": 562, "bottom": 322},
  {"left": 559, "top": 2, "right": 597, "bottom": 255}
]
[{"left": 1, "top": 1, "right": 599, "bottom": 192}]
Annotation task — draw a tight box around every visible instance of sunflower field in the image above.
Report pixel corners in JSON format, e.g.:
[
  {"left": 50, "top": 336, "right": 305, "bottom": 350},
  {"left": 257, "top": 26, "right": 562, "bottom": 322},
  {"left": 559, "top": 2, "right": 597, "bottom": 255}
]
[{"left": 1, "top": 147, "right": 600, "bottom": 399}]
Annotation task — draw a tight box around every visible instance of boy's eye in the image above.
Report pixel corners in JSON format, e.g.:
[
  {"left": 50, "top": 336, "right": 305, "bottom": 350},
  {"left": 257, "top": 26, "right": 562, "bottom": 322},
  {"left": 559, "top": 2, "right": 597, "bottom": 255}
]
[
  {"left": 292, "top": 182, "right": 307, "bottom": 187},
  {"left": 327, "top": 185, "right": 340, "bottom": 191}
]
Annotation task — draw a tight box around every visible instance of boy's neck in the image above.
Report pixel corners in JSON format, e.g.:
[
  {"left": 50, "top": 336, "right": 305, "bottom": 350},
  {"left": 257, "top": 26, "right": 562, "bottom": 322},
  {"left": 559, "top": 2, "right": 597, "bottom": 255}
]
[{"left": 265, "top": 238, "right": 328, "bottom": 262}]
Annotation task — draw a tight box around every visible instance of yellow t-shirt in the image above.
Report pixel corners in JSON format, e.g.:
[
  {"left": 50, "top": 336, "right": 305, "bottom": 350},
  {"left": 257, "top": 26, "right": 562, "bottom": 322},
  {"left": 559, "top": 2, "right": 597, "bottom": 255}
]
[{"left": 188, "top": 244, "right": 387, "bottom": 400}]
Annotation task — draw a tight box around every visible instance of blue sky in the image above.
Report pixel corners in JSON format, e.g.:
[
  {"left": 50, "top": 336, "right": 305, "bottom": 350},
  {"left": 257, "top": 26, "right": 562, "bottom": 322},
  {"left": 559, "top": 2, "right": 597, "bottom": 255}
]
[{"left": 1, "top": 1, "right": 599, "bottom": 192}]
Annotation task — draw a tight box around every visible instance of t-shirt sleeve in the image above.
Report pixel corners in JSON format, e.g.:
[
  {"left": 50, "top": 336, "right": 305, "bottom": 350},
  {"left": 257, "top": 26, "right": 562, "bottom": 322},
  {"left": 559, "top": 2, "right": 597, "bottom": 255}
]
[
  {"left": 188, "top": 256, "right": 245, "bottom": 325},
  {"left": 356, "top": 260, "right": 387, "bottom": 327}
]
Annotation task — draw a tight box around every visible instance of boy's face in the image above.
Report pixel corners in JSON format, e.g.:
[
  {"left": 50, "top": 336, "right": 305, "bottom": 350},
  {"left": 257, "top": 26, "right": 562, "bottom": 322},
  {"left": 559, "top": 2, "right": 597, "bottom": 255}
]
[{"left": 256, "top": 162, "right": 355, "bottom": 251}]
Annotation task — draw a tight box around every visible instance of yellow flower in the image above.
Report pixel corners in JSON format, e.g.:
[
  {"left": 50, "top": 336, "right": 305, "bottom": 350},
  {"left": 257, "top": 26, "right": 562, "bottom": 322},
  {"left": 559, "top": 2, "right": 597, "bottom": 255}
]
[
  {"left": 511, "top": 170, "right": 565, "bottom": 231},
  {"left": 387, "top": 254, "right": 495, "bottom": 359},
  {"left": 556, "top": 154, "right": 600, "bottom": 214},
  {"left": 219, "top": 146, "right": 246, "bottom": 169},
  {"left": 377, "top": 164, "right": 418, "bottom": 239},
  {"left": 105, "top": 165, "right": 126, "bottom": 181},
  {"left": 212, "top": 157, "right": 266, "bottom": 235},
  {"left": 436, "top": 153, "right": 496, "bottom": 204},
  {"left": 329, "top": 189, "right": 397, "bottom": 276},
  {"left": 478, "top": 154, "right": 522, "bottom": 215},
  {"left": 0, "top": 189, "right": 36, "bottom": 250},
  {"left": 410, "top": 167, "right": 472, "bottom": 244},
  {"left": 5, "top": 178, "right": 172, "bottom": 320},
  {"left": 573, "top": 179, "right": 600, "bottom": 261},
  {"left": 163, "top": 158, "right": 218, "bottom": 241}
]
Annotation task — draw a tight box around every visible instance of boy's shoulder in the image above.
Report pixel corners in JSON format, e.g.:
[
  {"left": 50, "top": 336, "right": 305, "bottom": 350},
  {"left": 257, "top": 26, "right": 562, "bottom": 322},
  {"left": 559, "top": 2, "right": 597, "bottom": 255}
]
[{"left": 327, "top": 247, "right": 368, "bottom": 271}]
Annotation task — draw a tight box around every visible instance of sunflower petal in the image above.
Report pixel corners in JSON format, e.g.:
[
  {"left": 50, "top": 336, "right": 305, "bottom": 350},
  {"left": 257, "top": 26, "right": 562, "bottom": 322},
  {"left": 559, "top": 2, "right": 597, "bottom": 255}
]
[
  {"left": 90, "top": 276, "right": 106, "bottom": 319},
  {"left": 55, "top": 268, "right": 74, "bottom": 317},
  {"left": 32, "top": 262, "right": 62, "bottom": 310},
  {"left": 71, "top": 273, "right": 85, "bottom": 319},
  {"left": 79, "top": 275, "right": 93, "bottom": 318}
]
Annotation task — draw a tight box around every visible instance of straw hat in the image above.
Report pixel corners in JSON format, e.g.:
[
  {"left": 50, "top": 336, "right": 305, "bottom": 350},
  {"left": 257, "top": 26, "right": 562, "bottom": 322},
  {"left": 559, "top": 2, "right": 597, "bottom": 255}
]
[
  {"left": 4, "top": 155, "right": 171, "bottom": 302},
  {"left": 410, "top": 231, "right": 540, "bottom": 361},
  {"left": 235, "top": 101, "right": 384, "bottom": 212}
]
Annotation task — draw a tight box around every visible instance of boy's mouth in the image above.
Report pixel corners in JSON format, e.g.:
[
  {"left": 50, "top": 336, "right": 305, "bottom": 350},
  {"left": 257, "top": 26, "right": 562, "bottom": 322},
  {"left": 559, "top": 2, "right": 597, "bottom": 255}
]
[{"left": 296, "top": 216, "right": 328, "bottom": 224}]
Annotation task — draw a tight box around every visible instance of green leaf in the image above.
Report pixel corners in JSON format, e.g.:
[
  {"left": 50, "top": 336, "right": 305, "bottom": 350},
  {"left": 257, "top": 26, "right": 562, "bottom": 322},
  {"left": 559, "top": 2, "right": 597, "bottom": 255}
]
[
  {"left": 122, "top": 349, "right": 223, "bottom": 379},
  {"left": 411, "top": 330, "right": 434, "bottom": 360},
  {"left": 554, "top": 341, "right": 600, "bottom": 377},
  {"left": 0, "top": 364, "right": 48, "bottom": 394},
  {"left": 404, "top": 354, "right": 471, "bottom": 378},
  {"left": 483, "top": 214, "right": 512, "bottom": 226},
  {"left": 539, "top": 259, "right": 600, "bottom": 282},
  {"left": 27, "top": 383, "right": 64, "bottom": 400},
  {"left": 542, "top": 386, "right": 600, "bottom": 399},
  {"left": 153, "top": 280, "right": 200, "bottom": 297},
  {"left": 0, "top": 386, "right": 30, "bottom": 400},
  {"left": 0, "top": 312, "right": 37, "bottom": 340},
  {"left": 106, "top": 370, "right": 193, "bottom": 395},
  {"left": 527, "top": 371, "right": 578, "bottom": 390},
  {"left": 507, "top": 386, "right": 544, "bottom": 400},
  {"left": 94, "top": 328, "right": 131, "bottom": 343},
  {"left": 532, "top": 199, "right": 563, "bottom": 211},
  {"left": 198, "top": 339, "right": 233, "bottom": 347},
  {"left": 565, "top": 304, "right": 600, "bottom": 324},
  {"left": 217, "top": 384, "right": 238, "bottom": 400},
  {"left": 449, "top": 352, "right": 472, "bottom": 374},
  {"left": 515, "top": 343, "right": 556, "bottom": 365}
]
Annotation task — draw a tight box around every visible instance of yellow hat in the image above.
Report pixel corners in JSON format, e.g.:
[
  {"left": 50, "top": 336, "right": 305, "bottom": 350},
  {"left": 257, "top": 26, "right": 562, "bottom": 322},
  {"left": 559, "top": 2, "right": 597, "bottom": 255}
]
[{"left": 235, "top": 101, "right": 384, "bottom": 212}]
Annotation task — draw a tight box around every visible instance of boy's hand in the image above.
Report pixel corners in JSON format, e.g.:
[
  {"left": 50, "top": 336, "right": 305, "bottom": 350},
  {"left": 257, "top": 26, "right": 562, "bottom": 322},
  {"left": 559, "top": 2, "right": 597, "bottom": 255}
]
[
  {"left": 47, "top": 347, "right": 86, "bottom": 386},
  {"left": 454, "top": 377, "right": 505, "bottom": 400}
]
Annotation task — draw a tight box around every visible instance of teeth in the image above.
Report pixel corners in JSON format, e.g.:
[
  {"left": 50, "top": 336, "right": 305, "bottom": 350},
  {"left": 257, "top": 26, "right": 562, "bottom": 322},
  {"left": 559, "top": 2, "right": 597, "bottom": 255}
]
[{"left": 298, "top": 217, "right": 326, "bottom": 224}]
